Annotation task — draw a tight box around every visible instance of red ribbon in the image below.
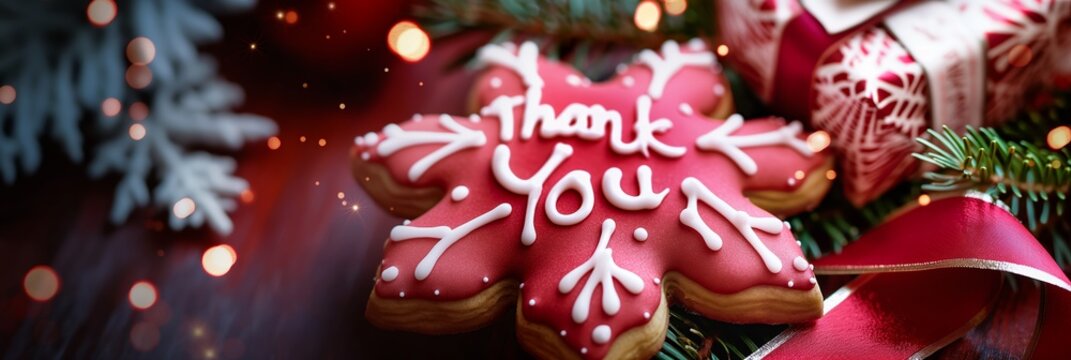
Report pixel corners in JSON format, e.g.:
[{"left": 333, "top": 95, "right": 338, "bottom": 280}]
[{"left": 752, "top": 196, "right": 1071, "bottom": 358}]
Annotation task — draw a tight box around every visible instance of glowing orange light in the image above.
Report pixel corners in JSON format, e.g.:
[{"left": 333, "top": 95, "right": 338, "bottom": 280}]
[
  {"left": 1008, "top": 44, "right": 1033, "bottom": 68},
  {"left": 267, "top": 136, "right": 281, "bottom": 150},
  {"left": 240, "top": 189, "right": 255, "bottom": 203},
  {"left": 0, "top": 85, "right": 15, "bottom": 104},
  {"left": 717, "top": 45, "right": 729, "bottom": 56},
  {"left": 328, "top": 2, "right": 336, "bottom": 10},
  {"left": 1048, "top": 126, "right": 1070, "bottom": 150},
  {"left": 126, "top": 65, "right": 153, "bottom": 89},
  {"left": 918, "top": 194, "right": 932, "bottom": 206},
  {"left": 299, "top": 136, "right": 307, "bottom": 143},
  {"left": 102, "top": 97, "right": 122, "bottom": 117},
  {"left": 807, "top": 131, "right": 831, "bottom": 152},
  {"left": 202, "top": 244, "right": 237, "bottom": 277},
  {"left": 284, "top": 11, "right": 299, "bottom": 25},
  {"left": 87, "top": 0, "right": 117, "bottom": 27},
  {"left": 249, "top": 43, "right": 257, "bottom": 50},
  {"left": 24, "top": 266, "right": 60, "bottom": 302},
  {"left": 129, "top": 123, "right": 146, "bottom": 141},
  {"left": 634, "top": 1, "right": 661, "bottom": 32},
  {"left": 129, "top": 281, "right": 157, "bottom": 310},
  {"left": 173, "top": 197, "right": 196, "bottom": 219},
  {"left": 388, "top": 21, "right": 431, "bottom": 62},
  {"left": 825, "top": 169, "right": 837, "bottom": 181},
  {"left": 126, "top": 37, "right": 156, "bottom": 65},
  {"left": 129, "top": 102, "right": 148, "bottom": 121},
  {"left": 664, "top": 0, "right": 687, "bottom": 15},
  {"left": 339, "top": 103, "right": 346, "bottom": 110},
  {"left": 275, "top": 11, "right": 284, "bottom": 20},
  {"left": 318, "top": 138, "right": 327, "bottom": 147}
]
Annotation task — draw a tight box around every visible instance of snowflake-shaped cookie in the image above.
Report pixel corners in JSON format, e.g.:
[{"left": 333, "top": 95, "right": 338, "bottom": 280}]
[{"left": 353, "top": 40, "right": 832, "bottom": 359}]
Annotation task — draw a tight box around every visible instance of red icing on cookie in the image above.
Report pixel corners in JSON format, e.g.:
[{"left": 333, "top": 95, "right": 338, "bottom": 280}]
[{"left": 356, "top": 40, "right": 828, "bottom": 359}]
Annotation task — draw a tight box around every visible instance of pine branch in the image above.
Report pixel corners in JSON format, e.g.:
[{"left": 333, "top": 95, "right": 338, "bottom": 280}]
[
  {"left": 915, "top": 126, "right": 1071, "bottom": 265},
  {"left": 660, "top": 306, "right": 781, "bottom": 360},
  {"left": 416, "top": 0, "right": 715, "bottom": 79}
]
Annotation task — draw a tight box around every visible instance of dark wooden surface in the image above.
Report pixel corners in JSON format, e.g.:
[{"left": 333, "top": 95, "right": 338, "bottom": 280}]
[{"left": 0, "top": 5, "right": 1044, "bottom": 359}]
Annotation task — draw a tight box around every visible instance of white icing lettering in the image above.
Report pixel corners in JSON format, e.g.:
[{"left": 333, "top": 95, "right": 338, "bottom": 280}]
[
  {"left": 602, "top": 165, "right": 668, "bottom": 210},
  {"left": 545, "top": 170, "right": 595, "bottom": 226},
  {"left": 492, "top": 143, "right": 573, "bottom": 245},
  {"left": 480, "top": 95, "right": 524, "bottom": 141}
]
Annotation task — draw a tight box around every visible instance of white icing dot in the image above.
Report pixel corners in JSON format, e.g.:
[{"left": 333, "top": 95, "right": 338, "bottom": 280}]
[
  {"left": 363, "top": 132, "right": 379, "bottom": 145},
  {"left": 713, "top": 83, "right": 725, "bottom": 96},
  {"left": 787, "top": 178, "right": 797, "bottom": 186},
  {"left": 592, "top": 325, "right": 611, "bottom": 344},
  {"left": 687, "top": 38, "right": 706, "bottom": 51},
  {"left": 434, "top": 289, "right": 441, "bottom": 296},
  {"left": 616, "top": 63, "right": 628, "bottom": 74},
  {"left": 450, "top": 186, "right": 470, "bottom": 202},
  {"left": 809, "top": 276, "right": 817, "bottom": 284},
  {"left": 469, "top": 114, "right": 480, "bottom": 123},
  {"left": 796, "top": 240, "right": 802, "bottom": 246},
  {"left": 653, "top": 277, "right": 661, "bottom": 285},
  {"left": 381, "top": 266, "right": 399, "bottom": 282},
  {"left": 403, "top": 219, "right": 412, "bottom": 225},
  {"left": 482, "top": 276, "right": 489, "bottom": 284},
  {"left": 528, "top": 299, "right": 536, "bottom": 306},
  {"left": 581, "top": 348, "right": 588, "bottom": 354},
  {"left": 810, "top": 264, "right": 815, "bottom": 271},
  {"left": 560, "top": 330, "right": 567, "bottom": 336},
  {"left": 490, "top": 76, "right": 502, "bottom": 88},
  {"left": 411, "top": 114, "right": 423, "bottom": 122},
  {"left": 643, "top": 311, "right": 651, "bottom": 319},
  {"left": 360, "top": 152, "right": 371, "bottom": 160},
  {"left": 633, "top": 227, "right": 648, "bottom": 242},
  {"left": 622, "top": 76, "right": 635, "bottom": 88},
  {"left": 784, "top": 221, "right": 792, "bottom": 230},
  {"left": 678, "top": 103, "right": 694, "bottom": 116},
  {"left": 354, "top": 137, "right": 364, "bottom": 146},
  {"left": 399, "top": 291, "right": 406, "bottom": 298},
  {"left": 793, "top": 256, "right": 809, "bottom": 272},
  {"left": 787, "top": 280, "right": 795, "bottom": 288},
  {"left": 519, "top": 282, "right": 525, "bottom": 289},
  {"left": 566, "top": 74, "right": 583, "bottom": 87}
]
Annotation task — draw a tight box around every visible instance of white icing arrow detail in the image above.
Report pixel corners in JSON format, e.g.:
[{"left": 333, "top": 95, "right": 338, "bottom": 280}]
[
  {"left": 377, "top": 115, "right": 488, "bottom": 181},
  {"left": 638, "top": 40, "right": 716, "bottom": 100},
  {"left": 695, "top": 114, "right": 812, "bottom": 175},
  {"left": 679, "top": 177, "right": 785, "bottom": 273},
  {"left": 390, "top": 203, "right": 513, "bottom": 280},
  {"left": 559, "top": 219, "right": 645, "bottom": 323}
]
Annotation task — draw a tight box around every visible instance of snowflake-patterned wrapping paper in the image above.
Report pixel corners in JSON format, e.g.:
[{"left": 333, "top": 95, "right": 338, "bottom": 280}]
[
  {"left": 0, "top": 0, "right": 276, "bottom": 234},
  {"left": 718, "top": 0, "right": 1071, "bottom": 205}
]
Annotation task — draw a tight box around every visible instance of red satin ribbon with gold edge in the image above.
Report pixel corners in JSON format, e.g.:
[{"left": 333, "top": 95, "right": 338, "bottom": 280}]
[{"left": 750, "top": 196, "right": 1071, "bottom": 359}]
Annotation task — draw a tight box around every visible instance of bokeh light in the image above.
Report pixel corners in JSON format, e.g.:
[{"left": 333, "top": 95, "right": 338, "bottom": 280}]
[
  {"left": 717, "top": 44, "right": 729, "bottom": 56},
  {"left": 126, "top": 65, "right": 153, "bottom": 89},
  {"left": 0, "top": 85, "right": 15, "bottom": 104},
  {"left": 129, "top": 281, "right": 158, "bottom": 310},
  {"left": 130, "top": 321, "right": 160, "bottom": 351},
  {"left": 87, "top": 0, "right": 117, "bottom": 27},
  {"left": 202, "top": 244, "right": 237, "bottom": 277},
  {"left": 284, "top": 10, "right": 299, "bottom": 25},
  {"left": 807, "top": 131, "right": 831, "bottom": 152},
  {"left": 664, "top": 0, "right": 687, "bottom": 15},
  {"left": 129, "top": 102, "right": 149, "bottom": 121},
  {"left": 126, "top": 37, "right": 156, "bottom": 65},
  {"left": 1008, "top": 44, "right": 1033, "bottom": 68},
  {"left": 918, "top": 194, "right": 932, "bottom": 206},
  {"left": 825, "top": 169, "right": 837, "bottom": 181},
  {"left": 1048, "top": 126, "right": 1070, "bottom": 150},
  {"left": 634, "top": 1, "right": 661, "bottom": 32},
  {"left": 267, "top": 136, "right": 281, "bottom": 150},
  {"left": 388, "top": 21, "right": 430, "bottom": 62},
  {"left": 173, "top": 197, "right": 196, "bottom": 219},
  {"left": 102, "top": 97, "right": 122, "bottom": 117},
  {"left": 24, "top": 265, "right": 60, "bottom": 302},
  {"left": 129, "top": 123, "right": 146, "bottom": 141}
]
